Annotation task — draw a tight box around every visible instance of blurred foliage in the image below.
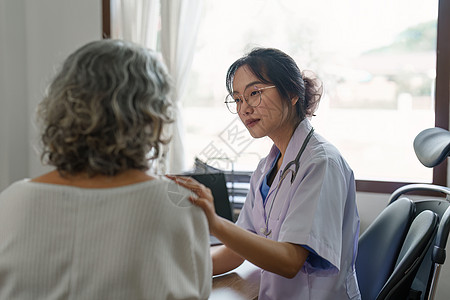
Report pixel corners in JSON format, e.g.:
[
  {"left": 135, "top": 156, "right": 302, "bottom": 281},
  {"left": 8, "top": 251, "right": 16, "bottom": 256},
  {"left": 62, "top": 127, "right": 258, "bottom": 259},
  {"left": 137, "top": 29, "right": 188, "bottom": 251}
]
[{"left": 366, "top": 20, "right": 437, "bottom": 54}]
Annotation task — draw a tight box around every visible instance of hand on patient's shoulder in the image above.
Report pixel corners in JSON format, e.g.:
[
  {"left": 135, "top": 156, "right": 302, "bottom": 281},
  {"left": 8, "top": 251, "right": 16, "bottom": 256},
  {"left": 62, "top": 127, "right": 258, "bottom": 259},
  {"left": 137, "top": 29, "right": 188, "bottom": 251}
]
[{"left": 165, "top": 177, "right": 197, "bottom": 208}]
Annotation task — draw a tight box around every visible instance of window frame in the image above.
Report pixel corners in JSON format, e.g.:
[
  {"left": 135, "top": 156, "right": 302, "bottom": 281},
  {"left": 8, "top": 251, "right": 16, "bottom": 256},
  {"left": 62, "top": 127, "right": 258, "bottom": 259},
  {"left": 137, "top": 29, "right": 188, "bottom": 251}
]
[
  {"left": 102, "top": 0, "right": 449, "bottom": 194},
  {"left": 102, "top": 0, "right": 111, "bottom": 39}
]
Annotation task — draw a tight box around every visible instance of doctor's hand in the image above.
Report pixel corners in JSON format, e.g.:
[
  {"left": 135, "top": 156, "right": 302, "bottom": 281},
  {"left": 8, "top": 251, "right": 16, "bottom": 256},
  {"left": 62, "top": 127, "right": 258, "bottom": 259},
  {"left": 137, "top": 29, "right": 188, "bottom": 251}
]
[{"left": 165, "top": 175, "right": 222, "bottom": 235}]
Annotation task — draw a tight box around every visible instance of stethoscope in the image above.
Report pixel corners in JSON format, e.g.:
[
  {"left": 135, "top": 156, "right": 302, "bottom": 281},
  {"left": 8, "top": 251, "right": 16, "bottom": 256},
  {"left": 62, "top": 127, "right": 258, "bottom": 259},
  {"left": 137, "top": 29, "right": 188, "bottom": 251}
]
[{"left": 259, "top": 127, "right": 315, "bottom": 237}]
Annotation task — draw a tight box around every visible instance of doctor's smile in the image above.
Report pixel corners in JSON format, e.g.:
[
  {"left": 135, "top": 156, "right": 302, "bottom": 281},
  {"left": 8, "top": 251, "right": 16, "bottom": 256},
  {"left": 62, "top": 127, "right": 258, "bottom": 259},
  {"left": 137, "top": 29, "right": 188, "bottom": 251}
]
[{"left": 244, "top": 118, "right": 260, "bottom": 127}]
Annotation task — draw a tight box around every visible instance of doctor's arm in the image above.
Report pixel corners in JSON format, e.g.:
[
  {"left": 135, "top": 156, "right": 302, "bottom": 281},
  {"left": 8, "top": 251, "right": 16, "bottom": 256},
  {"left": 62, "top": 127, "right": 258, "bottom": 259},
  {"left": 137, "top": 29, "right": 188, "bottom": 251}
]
[
  {"left": 210, "top": 244, "right": 244, "bottom": 275},
  {"left": 211, "top": 217, "right": 309, "bottom": 278},
  {"left": 167, "top": 175, "right": 309, "bottom": 279}
]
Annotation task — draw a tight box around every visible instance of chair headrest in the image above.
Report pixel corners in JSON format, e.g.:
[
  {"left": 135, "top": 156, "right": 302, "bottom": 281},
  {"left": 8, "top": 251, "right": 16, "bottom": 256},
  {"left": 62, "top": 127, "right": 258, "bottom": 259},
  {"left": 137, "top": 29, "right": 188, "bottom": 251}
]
[{"left": 413, "top": 127, "right": 450, "bottom": 168}]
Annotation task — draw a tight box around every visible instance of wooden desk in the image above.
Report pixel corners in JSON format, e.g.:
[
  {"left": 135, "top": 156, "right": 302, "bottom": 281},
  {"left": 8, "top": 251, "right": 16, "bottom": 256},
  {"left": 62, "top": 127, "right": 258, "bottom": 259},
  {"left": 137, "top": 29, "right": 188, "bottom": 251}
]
[{"left": 210, "top": 260, "right": 260, "bottom": 300}]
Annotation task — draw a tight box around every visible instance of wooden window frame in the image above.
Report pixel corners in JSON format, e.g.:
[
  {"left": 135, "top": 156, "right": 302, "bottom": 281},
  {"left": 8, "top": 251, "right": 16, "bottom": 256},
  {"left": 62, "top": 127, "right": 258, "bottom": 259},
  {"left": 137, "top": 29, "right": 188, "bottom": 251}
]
[
  {"left": 101, "top": 0, "right": 450, "bottom": 194},
  {"left": 102, "top": 0, "right": 111, "bottom": 38}
]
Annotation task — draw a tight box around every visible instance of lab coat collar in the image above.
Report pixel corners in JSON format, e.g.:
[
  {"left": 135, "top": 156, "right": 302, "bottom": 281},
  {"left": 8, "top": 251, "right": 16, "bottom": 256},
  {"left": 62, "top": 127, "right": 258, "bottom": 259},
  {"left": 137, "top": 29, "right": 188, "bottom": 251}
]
[{"left": 263, "top": 118, "right": 313, "bottom": 175}]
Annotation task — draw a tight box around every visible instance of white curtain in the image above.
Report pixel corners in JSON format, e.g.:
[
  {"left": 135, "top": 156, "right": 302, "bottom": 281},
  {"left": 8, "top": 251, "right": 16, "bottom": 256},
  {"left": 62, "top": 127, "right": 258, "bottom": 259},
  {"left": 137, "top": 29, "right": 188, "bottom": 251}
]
[
  {"left": 160, "top": 0, "right": 204, "bottom": 174},
  {"left": 110, "top": 0, "right": 160, "bottom": 49},
  {"left": 110, "top": 0, "right": 204, "bottom": 174}
]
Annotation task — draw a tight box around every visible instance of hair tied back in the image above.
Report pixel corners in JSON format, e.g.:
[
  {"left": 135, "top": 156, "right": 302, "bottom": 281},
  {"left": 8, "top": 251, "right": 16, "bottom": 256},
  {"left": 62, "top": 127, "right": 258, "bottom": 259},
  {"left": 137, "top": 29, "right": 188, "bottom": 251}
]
[{"left": 301, "top": 70, "right": 323, "bottom": 117}]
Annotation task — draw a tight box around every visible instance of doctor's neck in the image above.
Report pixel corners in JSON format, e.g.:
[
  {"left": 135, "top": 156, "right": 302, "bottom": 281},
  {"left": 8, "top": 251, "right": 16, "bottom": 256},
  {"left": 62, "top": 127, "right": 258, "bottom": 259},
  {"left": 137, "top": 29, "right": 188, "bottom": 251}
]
[
  {"left": 270, "top": 117, "right": 304, "bottom": 162},
  {"left": 271, "top": 127, "right": 296, "bottom": 159}
]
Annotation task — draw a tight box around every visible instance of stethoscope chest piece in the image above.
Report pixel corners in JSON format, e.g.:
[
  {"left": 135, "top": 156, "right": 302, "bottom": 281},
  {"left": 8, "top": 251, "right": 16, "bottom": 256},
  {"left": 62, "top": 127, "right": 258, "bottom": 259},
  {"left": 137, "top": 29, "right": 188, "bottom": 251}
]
[{"left": 260, "top": 227, "right": 272, "bottom": 237}]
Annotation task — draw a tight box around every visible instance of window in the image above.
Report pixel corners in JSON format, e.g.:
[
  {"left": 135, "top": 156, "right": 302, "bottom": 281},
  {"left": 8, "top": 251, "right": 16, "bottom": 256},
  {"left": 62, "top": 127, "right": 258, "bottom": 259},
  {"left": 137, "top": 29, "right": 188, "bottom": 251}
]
[
  {"left": 103, "top": 0, "right": 449, "bottom": 193},
  {"left": 182, "top": 0, "right": 448, "bottom": 193}
]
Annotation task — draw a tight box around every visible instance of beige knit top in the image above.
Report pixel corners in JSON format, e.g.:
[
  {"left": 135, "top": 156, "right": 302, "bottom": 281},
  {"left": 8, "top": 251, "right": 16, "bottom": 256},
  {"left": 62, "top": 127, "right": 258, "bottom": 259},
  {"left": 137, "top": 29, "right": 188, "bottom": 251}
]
[{"left": 0, "top": 178, "right": 211, "bottom": 300}]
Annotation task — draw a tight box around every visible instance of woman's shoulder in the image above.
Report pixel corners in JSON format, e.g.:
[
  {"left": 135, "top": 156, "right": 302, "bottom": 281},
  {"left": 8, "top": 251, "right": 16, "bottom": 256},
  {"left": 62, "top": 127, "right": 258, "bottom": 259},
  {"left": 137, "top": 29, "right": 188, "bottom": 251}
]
[
  {"left": 163, "top": 177, "right": 192, "bottom": 201},
  {"left": 30, "top": 169, "right": 157, "bottom": 189},
  {"left": 1, "top": 179, "right": 33, "bottom": 193},
  {"left": 0, "top": 179, "right": 39, "bottom": 206},
  {"left": 301, "top": 133, "right": 354, "bottom": 179},
  {"left": 87, "top": 176, "right": 194, "bottom": 207}
]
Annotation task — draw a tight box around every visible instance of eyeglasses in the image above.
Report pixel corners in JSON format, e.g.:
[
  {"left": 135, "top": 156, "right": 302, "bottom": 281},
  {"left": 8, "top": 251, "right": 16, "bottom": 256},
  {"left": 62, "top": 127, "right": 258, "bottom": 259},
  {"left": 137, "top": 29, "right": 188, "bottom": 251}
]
[{"left": 224, "top": 85, "right": 276, "bottom": 114}]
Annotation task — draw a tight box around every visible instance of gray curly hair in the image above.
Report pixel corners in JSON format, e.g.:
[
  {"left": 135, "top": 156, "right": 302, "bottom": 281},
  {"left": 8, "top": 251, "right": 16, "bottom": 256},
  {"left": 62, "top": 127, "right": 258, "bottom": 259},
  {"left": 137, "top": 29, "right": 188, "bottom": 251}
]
[{"left": 37, "top": 39, "right": 173, "bottom": 176}]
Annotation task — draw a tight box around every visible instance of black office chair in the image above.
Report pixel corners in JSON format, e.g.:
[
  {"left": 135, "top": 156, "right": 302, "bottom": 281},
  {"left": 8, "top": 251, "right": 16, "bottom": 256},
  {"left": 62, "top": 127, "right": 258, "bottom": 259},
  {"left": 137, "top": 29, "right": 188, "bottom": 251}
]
[
  {"left": 357, "top": 127, "right": 450, "bottom": 300},
  {"left": 386, "top": 127, "right": 450, "bottom": 300},
  {"left": 376, "top": 210, "right": 439, "bottom": 300},
  {"left": 356, "top": 198, "right": 416, "bottom": 300}
]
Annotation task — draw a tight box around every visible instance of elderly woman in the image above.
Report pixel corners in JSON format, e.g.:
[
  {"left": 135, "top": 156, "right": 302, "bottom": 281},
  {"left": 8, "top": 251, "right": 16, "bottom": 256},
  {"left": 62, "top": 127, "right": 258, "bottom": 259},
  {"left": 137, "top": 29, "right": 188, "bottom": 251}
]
[{"left": 0, "top": 39, "right": 211, "bottom": 299}]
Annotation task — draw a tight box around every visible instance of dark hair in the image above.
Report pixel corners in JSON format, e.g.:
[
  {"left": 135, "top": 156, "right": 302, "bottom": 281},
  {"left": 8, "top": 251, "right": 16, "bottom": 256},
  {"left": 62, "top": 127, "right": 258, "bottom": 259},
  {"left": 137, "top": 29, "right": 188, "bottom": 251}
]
[
  {"left": 37, "top": 39, "right": 173, "bottom": 176},
  {"left": 226, "top": 48, "right": 323, "bottom": 121}
]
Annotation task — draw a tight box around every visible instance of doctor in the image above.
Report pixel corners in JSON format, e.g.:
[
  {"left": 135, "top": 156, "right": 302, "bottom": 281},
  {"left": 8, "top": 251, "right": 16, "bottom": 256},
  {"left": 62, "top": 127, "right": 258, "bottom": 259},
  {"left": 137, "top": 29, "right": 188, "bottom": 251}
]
[{"left": 169, "top": 48, "right": 361, "bottom": 299}]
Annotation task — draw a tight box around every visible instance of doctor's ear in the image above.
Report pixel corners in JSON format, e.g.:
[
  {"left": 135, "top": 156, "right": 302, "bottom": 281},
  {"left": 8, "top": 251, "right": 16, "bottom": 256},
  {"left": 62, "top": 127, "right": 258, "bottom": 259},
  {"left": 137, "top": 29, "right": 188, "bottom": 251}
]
[{"left": 290, "top": 96, "right": 299, "bottom": 106}]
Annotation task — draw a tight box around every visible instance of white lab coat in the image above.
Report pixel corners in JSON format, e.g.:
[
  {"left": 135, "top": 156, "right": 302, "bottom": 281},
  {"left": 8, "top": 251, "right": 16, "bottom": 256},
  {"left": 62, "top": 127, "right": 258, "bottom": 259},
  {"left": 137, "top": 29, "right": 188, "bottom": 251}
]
[{"left": 236, "top": 118, "right": 361, "bottom": 300}]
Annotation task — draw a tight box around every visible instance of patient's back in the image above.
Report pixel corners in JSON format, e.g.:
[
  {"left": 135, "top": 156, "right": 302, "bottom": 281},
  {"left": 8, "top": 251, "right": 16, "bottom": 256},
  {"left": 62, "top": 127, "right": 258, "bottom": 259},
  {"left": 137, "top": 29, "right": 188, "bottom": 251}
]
[{"left": 0, "top": 178, "right": 211, "bottom": 300}]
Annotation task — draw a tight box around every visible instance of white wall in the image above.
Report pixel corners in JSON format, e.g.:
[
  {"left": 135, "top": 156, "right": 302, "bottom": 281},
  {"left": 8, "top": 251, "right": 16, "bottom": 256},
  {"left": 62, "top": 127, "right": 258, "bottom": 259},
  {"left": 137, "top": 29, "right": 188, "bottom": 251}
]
[
  {"left": 0, "top": 0, "right": 101, "bottom": 190},
  {"left": 0, "top": 0, "right": 28, "bottom": 190}
]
